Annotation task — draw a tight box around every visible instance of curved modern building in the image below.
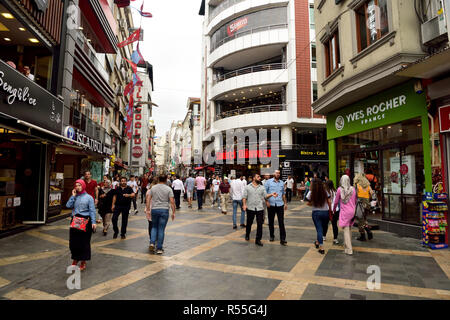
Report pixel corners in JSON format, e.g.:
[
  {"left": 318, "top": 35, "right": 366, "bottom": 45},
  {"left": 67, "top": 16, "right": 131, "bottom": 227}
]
[{"left": 199, "top": 0, "right": 327, "bottom": 178}]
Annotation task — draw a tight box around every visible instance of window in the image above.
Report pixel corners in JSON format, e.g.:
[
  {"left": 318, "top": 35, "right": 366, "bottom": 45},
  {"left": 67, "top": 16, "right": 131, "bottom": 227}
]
[
  {"left": 312, "top": 82, "right": 318, "bottom": 102},
  {"left": 324, "top": 30, "right": 340, "bottom": 77},
  {"left": 309, "top": 5, "right": 315, "bottom": 30},
  {"left": 311, "top": 44, "right": 317, "bottom": 68},
  {"left": 356, "top": 0, "right": 389, "bottom": 52}
]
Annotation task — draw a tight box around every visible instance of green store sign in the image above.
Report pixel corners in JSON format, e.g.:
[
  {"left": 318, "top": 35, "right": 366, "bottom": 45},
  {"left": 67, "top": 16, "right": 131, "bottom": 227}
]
[{"left": 326, "top": 80, "right": 427, "bottom": 140}]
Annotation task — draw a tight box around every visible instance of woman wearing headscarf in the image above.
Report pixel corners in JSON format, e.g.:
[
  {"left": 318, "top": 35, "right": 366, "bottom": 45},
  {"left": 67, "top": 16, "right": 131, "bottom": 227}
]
[
  {"left": 66, "top": 179, "right": 97, "bottom": 271},
  {"left": 98, "top": 179, "right": 114, "bottom": 236},
  {"left": 353, "top": 173, "right": 374, "bottom": 241},
  {"left": 333, "top": 175, "right": 357, "bottom": 255}
]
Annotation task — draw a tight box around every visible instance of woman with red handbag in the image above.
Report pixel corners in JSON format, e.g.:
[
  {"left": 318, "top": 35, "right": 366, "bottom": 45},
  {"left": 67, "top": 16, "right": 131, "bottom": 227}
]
[{"left": 66, "top": 179, "right": 97, "bottom": 271}]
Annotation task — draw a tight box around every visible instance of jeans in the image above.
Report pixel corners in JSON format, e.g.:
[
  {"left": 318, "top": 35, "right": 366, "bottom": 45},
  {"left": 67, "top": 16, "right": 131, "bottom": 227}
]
[
  {"left": 141, "top": 188, "right": 147, "bottom": 203},
  {"left": 150, "top": 209, "right": 169, "bottom": 250},
  {"left": 232, "top": 200, "right": 245, "bottom": 226},
  {"left": 303, "top": 188, "right": 309, "bottom": 201},
  {"left": 174, "top": 190, "right": 181, "bottom": 208},
  {"left": 112, "top": 206, "right": 130, "bottom": 236},
  {"left": 312, "top": 210, "right": 329, "bottom": 245},
  {"left": 286, "top": 188, "right": 292, "bottom": 203},
  {"left": 268, "top": 205, "right": 286, "bottom": 241},
  {"left": 246, "top": 210, "right": 264, "bottom": 241},
  {"left": 197, "top": 189, "right": 205, "bottom": 208},
  {"left": 213, "top": 191, "right": 220, "bottom": 207},
  {"left": 323, "top": 210, "right": 339, "bottom": 240},
  {"left": 147, "top": 219, "right": 153, "bottom": 240}
]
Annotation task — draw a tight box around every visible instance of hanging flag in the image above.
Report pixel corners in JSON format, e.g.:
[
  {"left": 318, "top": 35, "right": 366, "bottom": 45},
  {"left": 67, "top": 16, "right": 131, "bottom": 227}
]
[
  {"left": 131, "top": 43, "right": 145, "bottom": 65},
  {"left": 137, "top": 2, "right": 152, "bottom": 17},
  {"left": 124, "top": 80, "right": 134, "bottom": 97},
  {"left": 132, "top": 73, "right": 143, "bottom": 87},
  {"left": 124, "top": 58, "right": 138, "bottom": 74},
  {"left": 118, "top": 28, "right": 141, "bottom": 48}
]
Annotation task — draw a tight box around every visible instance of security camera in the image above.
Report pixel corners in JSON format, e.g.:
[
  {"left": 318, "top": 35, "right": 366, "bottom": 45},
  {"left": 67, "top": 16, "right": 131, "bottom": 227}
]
[{"left": 414, "top": 81, "right": 423, "bottom": 94}]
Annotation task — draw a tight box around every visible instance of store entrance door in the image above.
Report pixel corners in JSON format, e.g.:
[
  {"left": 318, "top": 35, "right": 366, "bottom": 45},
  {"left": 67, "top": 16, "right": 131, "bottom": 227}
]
[
  {"left": 21, "top": 143, "right": 48, "bottom": 224},
  {"left": 352, "top": 149, "right": 381, "bottom": 210}
]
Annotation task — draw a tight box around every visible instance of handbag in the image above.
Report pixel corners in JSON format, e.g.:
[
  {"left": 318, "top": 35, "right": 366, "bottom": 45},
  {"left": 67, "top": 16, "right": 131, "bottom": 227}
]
[{"left": 70, "top": 216, "right": 89, "bottom": 232}]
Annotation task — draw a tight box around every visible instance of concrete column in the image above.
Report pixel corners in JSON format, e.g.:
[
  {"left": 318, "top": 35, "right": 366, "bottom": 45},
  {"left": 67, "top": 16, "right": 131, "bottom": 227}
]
[{"left": 281, "top": 126, "right": 293, "bottom": 149}]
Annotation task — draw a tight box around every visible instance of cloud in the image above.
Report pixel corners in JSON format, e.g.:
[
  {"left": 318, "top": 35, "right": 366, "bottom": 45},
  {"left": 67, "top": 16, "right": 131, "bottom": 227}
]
[{"left": 132, "top": 1, "right": 203, "bottom": 136}]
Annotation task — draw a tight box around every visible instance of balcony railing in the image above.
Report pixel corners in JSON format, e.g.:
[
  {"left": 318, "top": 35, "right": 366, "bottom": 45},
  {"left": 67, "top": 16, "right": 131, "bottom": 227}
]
[
  {"left": 75, "top": 31, "right": 110, "bottom": 82},
  {"left": 65, "top": 106, "right": 105, "bottom": 142},
  {"left": 214, "top": 63, "right": 286, "bottom": 84},
  {"left": 210, "top": 23, "right": 288, "bottom": 53},
  {"left": 215, "top": 104, "right": 287, "bottom": 120},
  {"left": 209, "top": 0, "right": 246, "bottom": 23}
]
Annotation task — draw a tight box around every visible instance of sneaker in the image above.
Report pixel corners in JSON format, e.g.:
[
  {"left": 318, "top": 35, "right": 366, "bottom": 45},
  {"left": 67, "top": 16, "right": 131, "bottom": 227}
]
[
  {"left": 333, "top": 239, "right": 339, "bottom": 244},
  {"left": 113, "top": 233, "right": 118, "bottom": 239},
  {"left": 280, "top": 241, "right": 288, "bottom": 246},
  {"left": 218, "top": 206, "right": 221, "bottom": 210},
  {"left": 233, "top": 225, "right": 237, "bottom": 229},
  {"left": 156, "top": 249, "right": 164, "bottom": 255},
  {"left": 240, "top": 224, "right": 246, "bottom": 228},
  {"left": 269, "top": 237, "right": 275, "bottom": 242},
  {"left": 245, "top": 235, "right": 249, "bottom": 241},
  {"left": 121, "top": 235, "right": 126, "bottom": 240},
  {"left": 323, "top": 236, "right": 326, "bottom": 241},
  {"left": 149, "top": 244, "right": 155, "bottom": 253},
  {"left": 255, "top": 241, "right": 263, "bottom": 246}
]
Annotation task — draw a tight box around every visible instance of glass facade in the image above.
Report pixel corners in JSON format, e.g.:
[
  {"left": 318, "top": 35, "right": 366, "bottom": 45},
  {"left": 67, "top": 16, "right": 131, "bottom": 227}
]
[
  {"left": 336, "top": 118, "right": 425, "bottom": 225},
  {"left": 210, "top": 6, "right": 287, "bottom": 51}
]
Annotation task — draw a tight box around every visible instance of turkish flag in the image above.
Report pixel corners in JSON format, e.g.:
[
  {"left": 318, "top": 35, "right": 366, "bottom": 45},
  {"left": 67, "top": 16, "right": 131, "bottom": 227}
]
[{"left": 118, "top": 28, "right": 141, "bottom": 48}]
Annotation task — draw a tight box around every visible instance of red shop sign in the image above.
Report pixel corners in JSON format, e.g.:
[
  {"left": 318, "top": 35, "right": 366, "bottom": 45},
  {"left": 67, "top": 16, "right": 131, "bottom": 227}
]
[
  {"left": 439, "top": 105, "right": 450, "bottom": 133},
  {"left": 132, "top": 146, "right": 143, "bottom": 158}
]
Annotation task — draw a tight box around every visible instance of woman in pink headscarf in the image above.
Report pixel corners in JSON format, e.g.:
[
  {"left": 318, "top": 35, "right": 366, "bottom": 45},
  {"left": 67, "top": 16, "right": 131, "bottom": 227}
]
[{"left": 66, "top": 179, "right": 97, "bottom": 271}]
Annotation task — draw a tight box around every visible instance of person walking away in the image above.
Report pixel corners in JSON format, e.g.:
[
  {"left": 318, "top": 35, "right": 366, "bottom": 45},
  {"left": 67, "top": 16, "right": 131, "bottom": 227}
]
[
  {"left": 219, "top": 177, "right": 230, "bottom": 215},
  {"left": 172, "top": 175, "right": 185, "bottom": 209},
  {"left": 83, "top": 171, "right": 100, "bottom": 223},
  {"left": 354, "top": 173, "right": 374, "bottom": 241},
  {"left": 333, "top": 175, "right": 357, "bottom": 255},
  {"left": 66, "top": 180, "right": 96, "bottom": 271},
  {"left": 98, "top": 180, "right": 114, "bottom": 236},
  {"left": 212, "top": 176, "right": 221, "bottom": 209},
  {"left": 127, "top": 176, "right": 139, "bottom": 214},
  {"left": 265, "top": 170, "right": 288, "bottom": 245},
  {"left": 230, "top": 175, "right": 246, "bottom": 229},
  {"left": 185, "top": 174, "right": 195, "bottom": 208},
  {"left": 306, "top": 178, "right": 331, "bottom": 254},
  {"left": 206, "top": 176, "right": 213, "bottom": 204},
  {"left": 111, "top": 177, "right": 135, "bottom": 239},
  {"left": 323, "top": 180, "right": 339, "bottom": 244},
  {"left": 145, "top": 175, "right": 176, "bottom": 255},
  {"left": 303, "top": 177, "right": 311, "bottom": 201},
  {"left": 243, "top": 173, "right": 277, "bottom": 246},
  {"left": 285, "top": 175, "right": 294, "bottom": 203},
  {"left": 140, "top": 174, "right": 149, "bottom": 204},
  {"left": 195, "top": 173, "right": 207, "bottom": 210}
]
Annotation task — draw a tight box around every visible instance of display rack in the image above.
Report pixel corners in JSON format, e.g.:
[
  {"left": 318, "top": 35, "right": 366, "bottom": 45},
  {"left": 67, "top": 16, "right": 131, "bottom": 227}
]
[{"left": 422, "top": 192, "right": 448, "bottom": 249}]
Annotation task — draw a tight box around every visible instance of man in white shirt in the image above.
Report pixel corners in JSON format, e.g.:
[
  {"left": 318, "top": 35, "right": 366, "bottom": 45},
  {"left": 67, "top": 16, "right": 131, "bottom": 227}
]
[
  {"left": 127, "top": 176, "right": 139, "bottom": 214},
  {"left": 171, "top": 175, "right": 185, "bottom": 209},
  {"left": 284, "top": 175, "right": 294, "bottom": 203},
  {"left": 230, "top": 176, "right": 246, "bottom": 229},
  {"left": 211, "top": 175, "right": 221, "bottom": 209}
]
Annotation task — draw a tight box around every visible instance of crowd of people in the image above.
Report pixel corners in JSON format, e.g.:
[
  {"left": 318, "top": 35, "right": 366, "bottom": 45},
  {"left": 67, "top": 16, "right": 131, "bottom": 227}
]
[{"left": 66, "top": 169, "right": 377, "bottom": 271}]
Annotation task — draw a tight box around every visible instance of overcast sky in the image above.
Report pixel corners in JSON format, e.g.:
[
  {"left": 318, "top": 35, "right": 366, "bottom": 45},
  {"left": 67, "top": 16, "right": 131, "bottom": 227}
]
[{"left": 132, "top": 1, "right": 203, "bottom": 137}]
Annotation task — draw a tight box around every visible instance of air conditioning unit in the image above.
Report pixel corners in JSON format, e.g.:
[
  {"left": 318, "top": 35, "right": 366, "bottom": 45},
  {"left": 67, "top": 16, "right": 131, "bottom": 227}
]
[{"left": 421, "top": 9, "right": 448, "bottom": 45}]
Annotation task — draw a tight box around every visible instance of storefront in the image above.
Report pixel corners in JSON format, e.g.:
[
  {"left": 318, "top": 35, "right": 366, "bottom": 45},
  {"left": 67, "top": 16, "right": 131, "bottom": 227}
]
[
  {"left": 0, "top": 59, "right": 64, "bottom": 231},
  {"left": 326, "top": 80, "right": 431, "bottom": 226}
]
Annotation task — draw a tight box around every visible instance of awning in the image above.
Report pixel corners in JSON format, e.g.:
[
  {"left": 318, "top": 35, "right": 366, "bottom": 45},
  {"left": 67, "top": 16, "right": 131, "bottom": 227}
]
[
  {"left": 396, "top": 46, "right": 450, "bottom": 79},
  {"left": 194, "top": 166, "right": 204, "bottom": 170}
]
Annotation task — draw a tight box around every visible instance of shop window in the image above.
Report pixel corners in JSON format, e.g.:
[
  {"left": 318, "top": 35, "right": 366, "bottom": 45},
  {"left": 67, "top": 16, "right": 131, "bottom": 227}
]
[
  {"left": 324, "top": 30, "right": 340, "bottom": 77},
  {"left": 355, "top": 0, "right": 389, "bottom": 52}
]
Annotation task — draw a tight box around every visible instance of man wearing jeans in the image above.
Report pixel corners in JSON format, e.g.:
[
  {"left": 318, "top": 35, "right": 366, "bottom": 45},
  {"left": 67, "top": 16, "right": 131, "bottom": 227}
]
[
  {"left": 265, "top": 170, "right": 288, "bottom": 246},
  {"left": 111, "top": 177, "right": 135, "bottom": 239},
  {"left": 243, "top": 173, "right": 277, "bottom": 246},
  {"left": 145, "top": 174, "right": 176, "bottom": 255},
  {"left": 195, "top": 173, "right": 206, "bottom": 210},
  {"left": 230, "top": 176, "right": 246, "bottom": 229}
]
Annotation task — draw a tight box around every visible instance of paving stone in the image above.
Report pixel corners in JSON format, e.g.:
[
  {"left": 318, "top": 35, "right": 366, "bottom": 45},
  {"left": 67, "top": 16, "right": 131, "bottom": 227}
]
[
  {"left": 0, "top": 233, "right": 65, "bottom": 258},
  {"left": 100, "top": 264, "right": 281, "bottom": 300},
  {"left": 192, "top": 240, "right": 308, "bottom": 272}
]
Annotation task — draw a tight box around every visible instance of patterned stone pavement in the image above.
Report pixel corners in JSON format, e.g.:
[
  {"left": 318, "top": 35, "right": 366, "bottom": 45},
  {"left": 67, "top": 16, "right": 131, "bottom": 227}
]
[{"left": 0, "top": 196, "right": 449, "bottom": 300}]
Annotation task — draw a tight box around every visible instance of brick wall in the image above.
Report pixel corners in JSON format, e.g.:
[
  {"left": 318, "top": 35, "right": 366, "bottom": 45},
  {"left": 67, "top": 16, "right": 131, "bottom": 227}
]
[{"left": 294, "top": 0, "right": 312, "bottom": 118}]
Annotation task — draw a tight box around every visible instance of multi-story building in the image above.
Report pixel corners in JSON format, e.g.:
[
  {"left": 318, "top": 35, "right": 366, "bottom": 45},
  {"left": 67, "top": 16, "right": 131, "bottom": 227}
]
[
  {"left": 199, "top": 0, "right": 327, "bottom": 179},
  {"left": 0, "top": 0, "right": 66, "bottom": 230},
  {"left": 312, "top": 0, "right": 440, "bottom": 236},
  {"left": 155, "top": 134, "right": 169, "bottom": 174}
]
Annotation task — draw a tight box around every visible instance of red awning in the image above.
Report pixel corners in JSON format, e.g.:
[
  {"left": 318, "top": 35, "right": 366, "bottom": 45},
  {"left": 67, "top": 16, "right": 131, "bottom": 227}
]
[
  {"left": 194, "top": 166, "right": 204, "bottom": 170},
  {"left": 207, "top": 167, "right": 215, "bottom": 172}
]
